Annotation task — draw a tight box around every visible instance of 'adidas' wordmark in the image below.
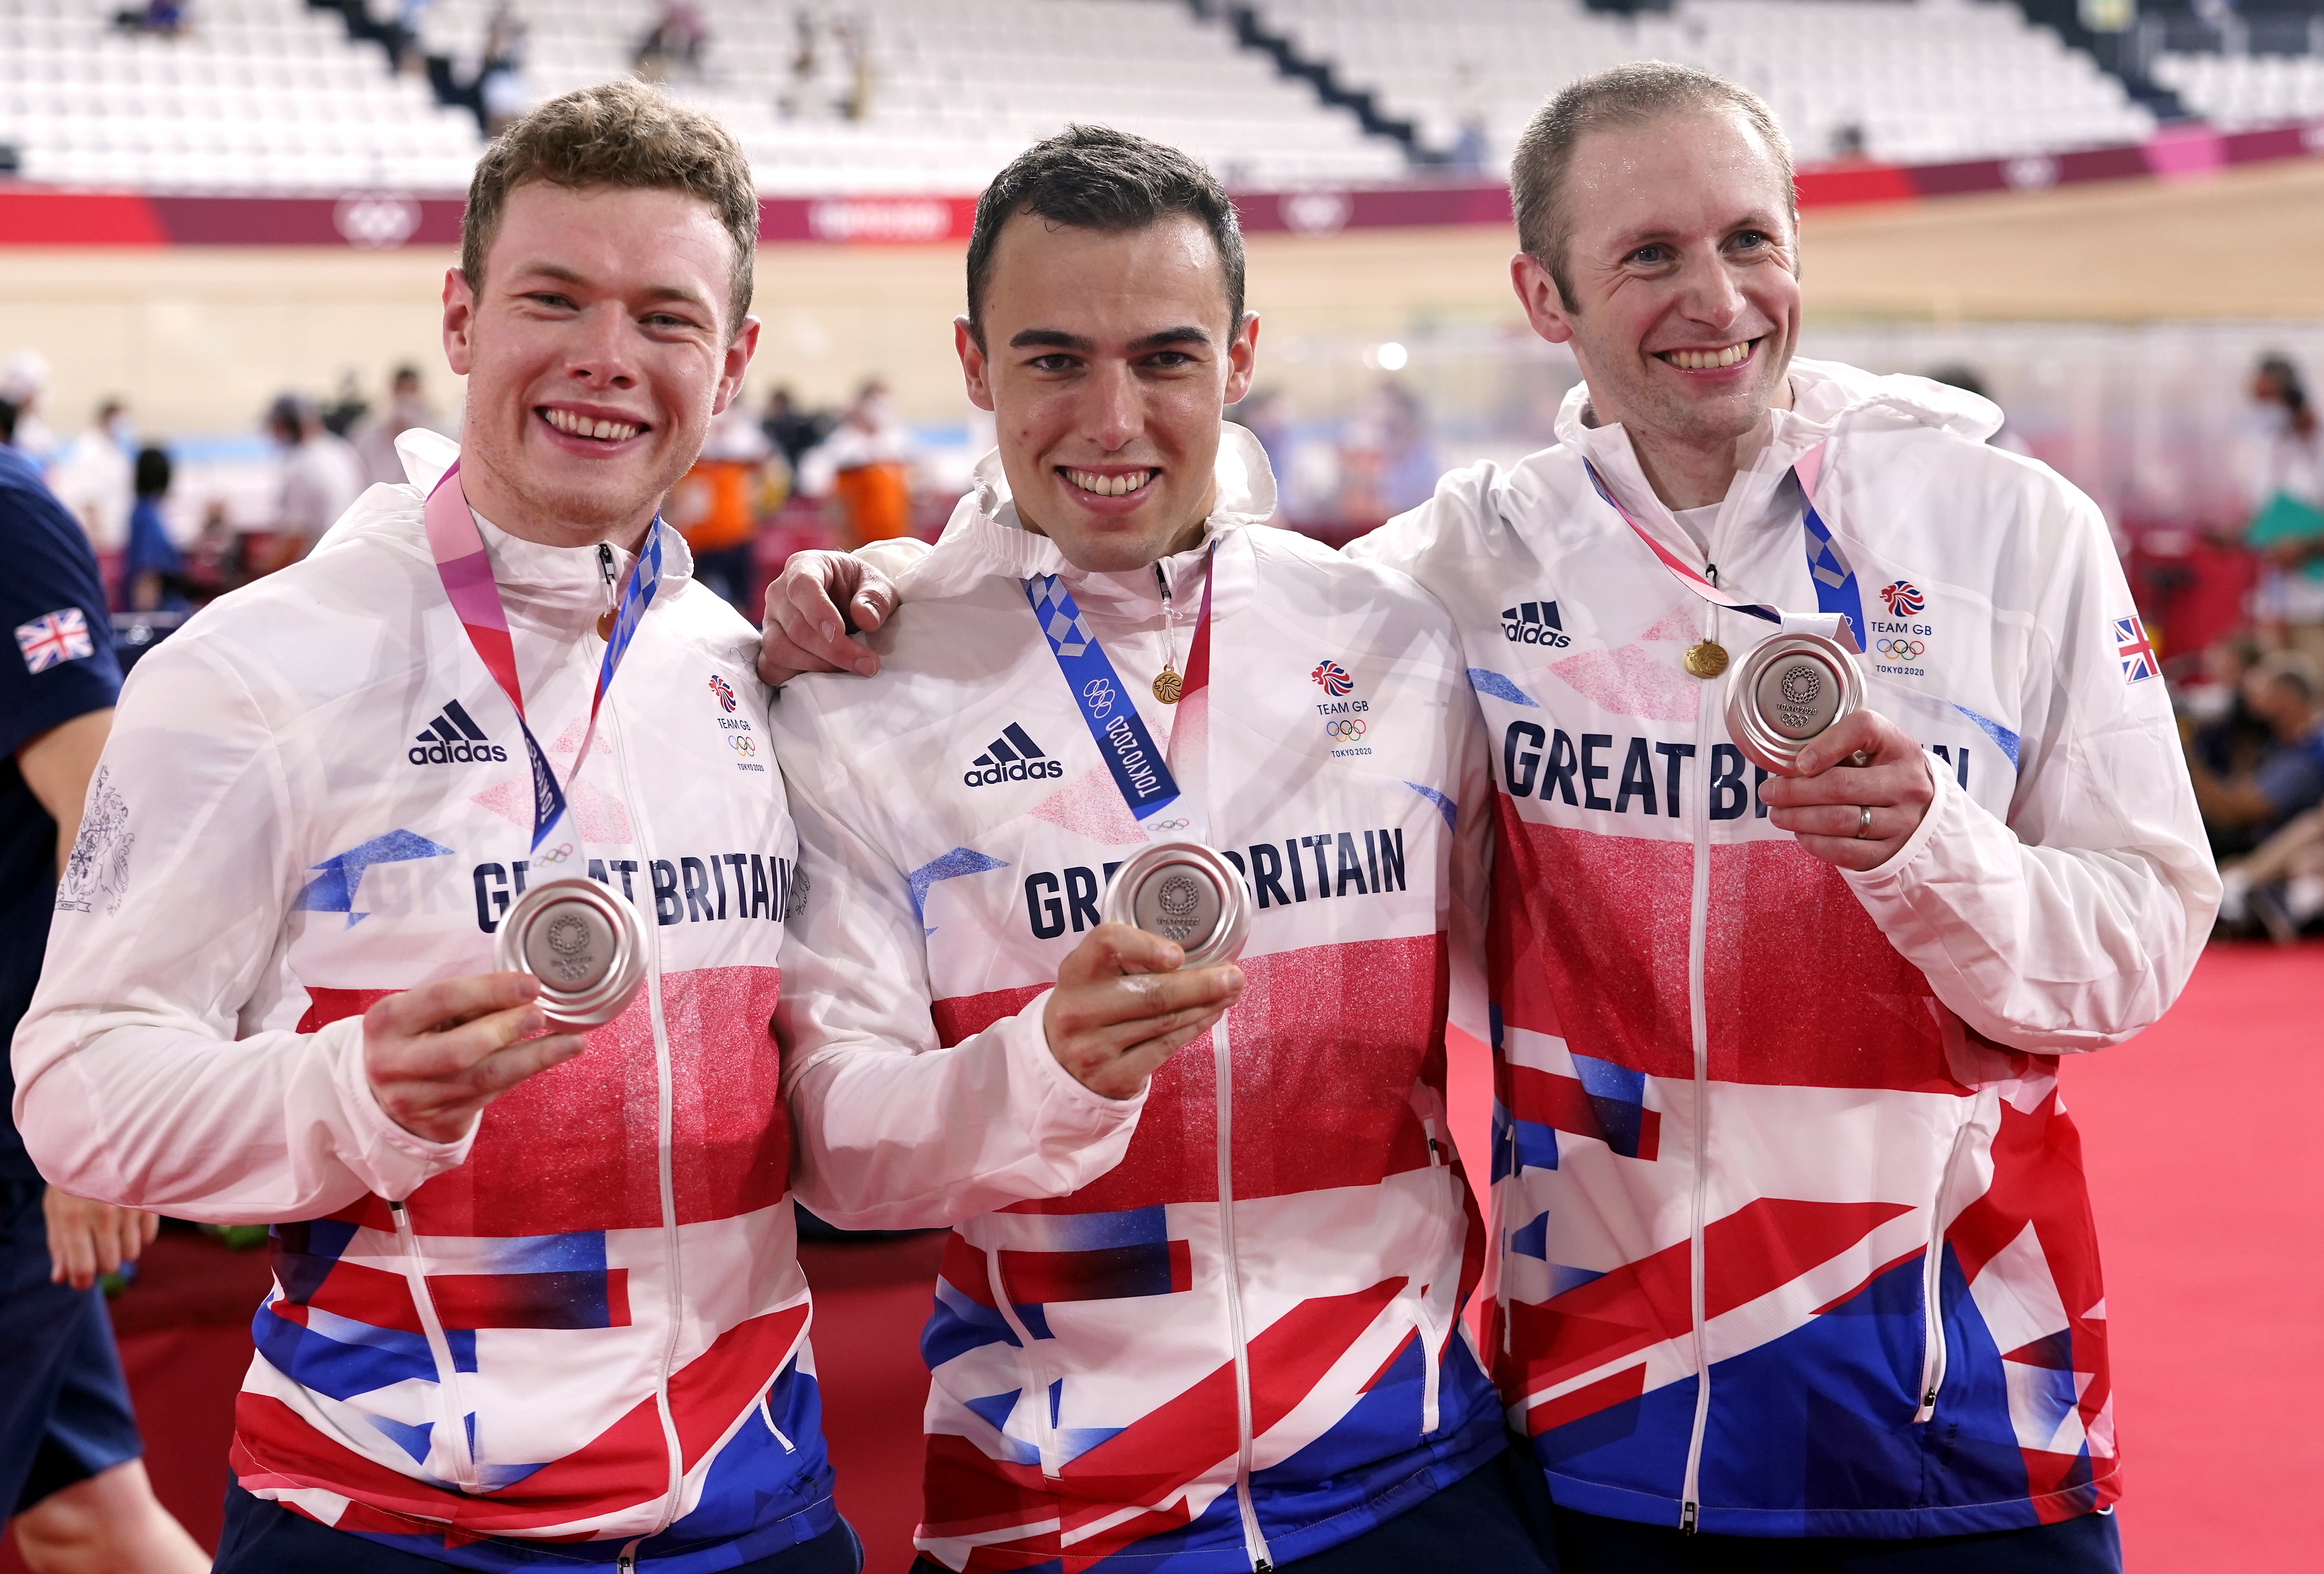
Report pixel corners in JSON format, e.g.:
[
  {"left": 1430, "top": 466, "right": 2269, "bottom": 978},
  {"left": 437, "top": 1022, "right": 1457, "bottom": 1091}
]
[
  {"left": 965, "top": 722, "right": 1064, "bottom": 787},
  {"left": 1501, "top": 600, "right": 1570, "bottom": 648},
  {"left": 409, "top": 698, "right": 510, "bottom": 765}
]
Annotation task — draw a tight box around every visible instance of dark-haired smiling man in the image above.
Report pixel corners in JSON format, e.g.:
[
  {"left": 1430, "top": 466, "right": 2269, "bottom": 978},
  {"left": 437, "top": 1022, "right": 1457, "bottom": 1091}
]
[{"left": 768, "top": 126, "right": 1557, "bottom": 1573}]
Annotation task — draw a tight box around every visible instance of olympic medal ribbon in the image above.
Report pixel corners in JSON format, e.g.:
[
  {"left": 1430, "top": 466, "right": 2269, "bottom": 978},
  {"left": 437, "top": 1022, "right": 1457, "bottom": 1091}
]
[
  {"left": 423, "top": 460, "right": 666, "bottom": 863},
  {"left": 1024, "top": 550, "right": 1215, "bottom": 847},
  {"left": 1583, "top": 444, "right": 1867, "bottom": 653}
]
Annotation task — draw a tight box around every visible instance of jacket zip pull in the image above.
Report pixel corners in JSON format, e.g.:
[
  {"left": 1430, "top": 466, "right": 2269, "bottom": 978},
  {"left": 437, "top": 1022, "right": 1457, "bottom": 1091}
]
[
  {"left": 1681, "top": 1499, "right": 1699, "bottom": 1534},
  {"left": 1705, "top": 562, "right": 1718, "bottom": 587},
  {"left": 598, "top": 541, "right": 617, "bottom": 587}
]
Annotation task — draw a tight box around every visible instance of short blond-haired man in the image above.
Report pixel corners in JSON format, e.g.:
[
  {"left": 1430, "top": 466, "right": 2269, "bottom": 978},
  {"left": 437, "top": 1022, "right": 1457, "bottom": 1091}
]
[{"left": 16, "top": 84, "right": 867, "bottom": 1573}]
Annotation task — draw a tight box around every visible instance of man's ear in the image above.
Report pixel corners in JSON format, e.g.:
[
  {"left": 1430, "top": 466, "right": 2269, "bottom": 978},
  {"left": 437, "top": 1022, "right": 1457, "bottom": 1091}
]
[
  {"left": 442, "top": 268, "right": 477, "bottom": 376},
  {"left": 1510, "top": 252, "right": 1576, "bottom": 348},
  {"left": 954, "top": 317, "right": 996, "bottom": 413},
  {"left": 1222, "top": 311, "right": 1260, "bottom": 408},
  {"left": 712, "top": 317, "right": 762, "bottom": 415}
]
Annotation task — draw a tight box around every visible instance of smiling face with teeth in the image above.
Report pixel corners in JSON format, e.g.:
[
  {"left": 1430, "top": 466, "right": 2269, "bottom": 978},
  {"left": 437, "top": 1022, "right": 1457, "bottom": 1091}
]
[
  {"left": 1511, "top": 107, "right": 1803, "bottom": 508},
  {"left": 956, "top": 211, "right": 1258, "bottom": 574},
  {"left": 442, "top": 181, "right": 759, "bottom": 551}
]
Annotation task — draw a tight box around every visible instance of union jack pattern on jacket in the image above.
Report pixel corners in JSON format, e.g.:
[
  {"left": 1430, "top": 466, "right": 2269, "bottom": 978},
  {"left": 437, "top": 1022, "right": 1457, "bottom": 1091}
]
[
  {"left": 771, "top": 430, "right": 1507, "bottom": 1572},
  {"left": 16, "top": 433, "right": 831, "bottom": 1568},
  {"left": 1349, "top": 361, "right": 2217, "bottom": 1539}
]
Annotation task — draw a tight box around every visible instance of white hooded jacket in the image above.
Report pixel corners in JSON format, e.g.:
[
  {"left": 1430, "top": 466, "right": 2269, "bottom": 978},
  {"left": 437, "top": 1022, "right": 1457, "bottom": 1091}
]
[{"left": 1345, "top": 358, "right": 2218, "bottom": 1537}]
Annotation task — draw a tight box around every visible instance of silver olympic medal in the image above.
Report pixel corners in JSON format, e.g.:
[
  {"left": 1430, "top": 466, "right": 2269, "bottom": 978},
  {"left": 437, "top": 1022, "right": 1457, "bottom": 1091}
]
[
  {"left": 1723, "top": 630, "right": 1868, "bottom": 776},
  {"left": 1100, "top": 841, "right": 1253, "bottom": 968},
  {"left": 492, "top": 876, "right": 647, "bottom": 1027}
]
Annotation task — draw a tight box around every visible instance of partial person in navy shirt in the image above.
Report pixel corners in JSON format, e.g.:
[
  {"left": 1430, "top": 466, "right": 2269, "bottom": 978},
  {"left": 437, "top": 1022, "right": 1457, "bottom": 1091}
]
[{"left": 0, "top": 407, "right": 205, "bottom": 1573}]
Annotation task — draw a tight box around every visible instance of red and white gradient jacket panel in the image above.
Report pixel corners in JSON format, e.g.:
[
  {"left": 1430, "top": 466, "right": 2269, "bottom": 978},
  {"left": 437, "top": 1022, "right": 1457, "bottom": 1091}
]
[
  {"left": 13, "top": 434, "right": 826, "bottom": 1560},
  {"left": 1346, "top": 360, "right": 2219, "bottom": 1537},
  {"left": 771, "top": 434, "right": 1505, "bottom": 1570}
]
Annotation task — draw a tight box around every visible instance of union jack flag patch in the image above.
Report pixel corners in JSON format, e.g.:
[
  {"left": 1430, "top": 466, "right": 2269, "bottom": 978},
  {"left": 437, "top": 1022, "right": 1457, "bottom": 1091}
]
[
  {"left": 15, "top": 608, "right": 95, "bottom": 674},
  {"left": 2113, "top": 616, "right": 2159, "bottom": 684}
]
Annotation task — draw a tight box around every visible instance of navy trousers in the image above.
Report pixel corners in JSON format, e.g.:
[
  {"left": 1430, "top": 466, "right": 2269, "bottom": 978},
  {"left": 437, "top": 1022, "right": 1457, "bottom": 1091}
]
[{"left": 1551, "top": 1502, "right": 2122, "bottom": 1574}]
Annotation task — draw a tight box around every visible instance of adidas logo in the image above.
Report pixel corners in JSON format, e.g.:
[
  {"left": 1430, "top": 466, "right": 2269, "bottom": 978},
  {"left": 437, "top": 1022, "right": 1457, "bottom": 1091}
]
[
  {"left": 964, "top": 722, "right": 1065, "bottom": 787},
  {"left": 408, "top": 698, "right": 510, "bottom": 766},
  {"left": 1501, "top": 600, "right": 1570, "bottom": 648}
]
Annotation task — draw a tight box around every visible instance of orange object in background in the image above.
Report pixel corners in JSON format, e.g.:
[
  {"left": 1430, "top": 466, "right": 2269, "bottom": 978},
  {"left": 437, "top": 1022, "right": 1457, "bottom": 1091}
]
[
  {"left": 832, "top": 459, "right": 910, "bottom": 544},
  {"left": 667, "top": 457, "right": 760, "bottom": 553}
]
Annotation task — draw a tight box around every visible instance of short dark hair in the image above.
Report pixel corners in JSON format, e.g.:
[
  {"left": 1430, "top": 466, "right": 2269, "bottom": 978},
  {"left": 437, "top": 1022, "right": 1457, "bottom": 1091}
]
[
  {"left": 1511, "top": 62, "right": 1793, "bottom": 312},
  {"left": 134, "top": 445, "right": 172, "bottom": 499},
  {"left": 462, "top": 80, "right": 759, "bottom": 334},
  {"left": 966, "top": 125, "right": 1244, "bottom": 348},
  {"left": 0, "top": 398, "right": 16, "bottom": 446}
]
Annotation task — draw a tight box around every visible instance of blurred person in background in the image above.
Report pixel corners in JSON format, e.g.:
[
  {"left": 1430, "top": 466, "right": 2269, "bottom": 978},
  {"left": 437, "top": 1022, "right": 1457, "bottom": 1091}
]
[
  {"left": 2217, "top": 801, "right": 2324, "bottom": 942},
  {"left": 118, "top": 447, "right": 189, "bottom": 615},
  {"left": 634, "top": 0, "right": 708, "bottom": 79},
  {"left": 2, "top": 354, "right": 58, "bottom": 469},
  {"left": 478, "top": 1, "right": 531, "bottom": 132},
  {"left": 802, "top": 379, "right": 911, "bottom": 546},
  {"left": 2178, "top": 632, "right": 2273, "bottom": 788},
  {"left": 46, "top": 399, "right": 135, "bottom": 569},
  {"left": 668, "top": 399, "right": 778, "bottom": 609},
  {"left": 261, "top": 393, "right": 365, "bottom": 574},
  {"left": 2, "top": 399, "right": 206, "bottom": 1574},
  {"left": 760, "top": 384, "right": 829, "bottom": 474},
  {"left": 2241, "top": 353, "right": 2324, "bottom": 663},
  {"left": 181, "top": 499, "right": 246, "bottom": 606},
  {"left": 2185, "top": 651, "right": 2324, "bottom": 854},
  {"left": 354, "top": 363, "right": 453, "bottom": 488}
]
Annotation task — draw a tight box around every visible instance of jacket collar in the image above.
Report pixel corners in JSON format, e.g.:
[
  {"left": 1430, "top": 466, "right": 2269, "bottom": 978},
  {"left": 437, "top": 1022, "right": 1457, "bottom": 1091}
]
[{"left": 902, "top": 423, "right": 1276, "bottom": 617}]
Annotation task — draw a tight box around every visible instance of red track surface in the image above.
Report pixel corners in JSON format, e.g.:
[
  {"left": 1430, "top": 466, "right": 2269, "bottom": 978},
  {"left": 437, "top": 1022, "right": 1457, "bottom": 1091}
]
[{"left": 6, "top": 942, "right": 2314, "bottom": 1571}]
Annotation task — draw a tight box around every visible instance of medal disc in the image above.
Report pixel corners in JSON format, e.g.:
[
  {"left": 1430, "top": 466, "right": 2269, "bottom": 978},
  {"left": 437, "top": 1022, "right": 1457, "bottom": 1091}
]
[
  {"left": 1152, "top": 668, "right": 1183, "bottom": 704},
  {"left": 1683, "top": 640, "right": 1730, "bottom": 679},
  {"left": 1100, "top": 842, "right": 1252, "bottom": 968},
  {"left": 1722, "top": 631, "right": 1867, "bottom": 776},
  {"left": 494, "top": 877, "right": 647, "bottom": 1027}
]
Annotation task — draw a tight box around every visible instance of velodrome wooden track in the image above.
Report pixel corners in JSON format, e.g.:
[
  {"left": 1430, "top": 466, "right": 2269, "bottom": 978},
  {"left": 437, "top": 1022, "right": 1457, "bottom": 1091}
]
[{"left": 3, "top": 155, "right": 2322, "bottom": 438}]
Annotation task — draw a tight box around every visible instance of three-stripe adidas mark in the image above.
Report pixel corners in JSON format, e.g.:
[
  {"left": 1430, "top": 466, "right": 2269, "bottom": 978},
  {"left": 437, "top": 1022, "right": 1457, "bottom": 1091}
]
[
  {"left": 407, "top": 698, "right": 511, "bottom": 765},
  {"left": 1501, "top": 600, "right": 1570, "bottom": 648},
  {"left": 964, "top": 721, "right": 1065, "bottom": 787}
]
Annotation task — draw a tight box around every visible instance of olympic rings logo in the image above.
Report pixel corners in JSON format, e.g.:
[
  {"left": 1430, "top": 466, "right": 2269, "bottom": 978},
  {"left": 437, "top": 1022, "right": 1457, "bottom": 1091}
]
[
  {"left": 535, "top": 841, "right": 577, "bottom": 867},
  {"left": 1081, "top": 678, "right": 1116, "bottom": 718},
  {"left": 728, "top": 733, "right": 757, "bottom": 756},
  {"left": 1147, "top": 817, "right": 1192, "bottom": 831},
  {"left": 1876, "top": 638, "right": 1927, "bottom": 660},
  {"left": 1325, "top": 718, "right": 1368, "bottom": 741}
]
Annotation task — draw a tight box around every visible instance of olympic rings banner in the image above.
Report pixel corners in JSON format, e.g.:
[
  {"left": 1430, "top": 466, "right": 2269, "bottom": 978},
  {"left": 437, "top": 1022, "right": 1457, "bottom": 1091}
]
[
  {"left": 5, "top": 118, "right": 2321, "bottom": 248},
  {"left": 1875, "top": 638, "right": 1928, "bottom": 660}
]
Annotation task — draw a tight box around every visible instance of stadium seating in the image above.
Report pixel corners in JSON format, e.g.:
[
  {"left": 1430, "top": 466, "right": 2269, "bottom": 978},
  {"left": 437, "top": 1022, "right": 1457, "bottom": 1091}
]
[
  {"left": 1248, "top": 0, "right": 2157, "bottom": 173},
  {"left": 2152, "top": 48, "right": 2324, "bottom": 128}
]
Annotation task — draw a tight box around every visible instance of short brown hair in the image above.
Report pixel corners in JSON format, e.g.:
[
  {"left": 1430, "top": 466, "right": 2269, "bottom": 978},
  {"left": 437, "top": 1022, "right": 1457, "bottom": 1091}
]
[
  {"left": 461, "top": 80, "right": 760, "bottom": 333},
  {"left": 1511, "top": 62, "right": 1793, "bottom": 312}
]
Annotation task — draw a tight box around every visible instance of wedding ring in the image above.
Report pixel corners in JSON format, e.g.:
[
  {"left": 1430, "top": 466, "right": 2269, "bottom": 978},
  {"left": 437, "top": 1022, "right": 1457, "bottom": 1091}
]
[{"left": 1856, "top": 804, "right": 1873, "bottom": 839}]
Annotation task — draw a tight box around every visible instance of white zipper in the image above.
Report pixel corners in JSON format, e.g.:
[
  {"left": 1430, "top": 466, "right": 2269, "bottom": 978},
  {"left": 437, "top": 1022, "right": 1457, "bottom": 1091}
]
[
  {"left": 1677, "top": 582, "right": 1727, "bottom": 1536},
  {"left": 603, "top": 676, "right": 690, "bottom": 1535},
  {"left": 984, "top": 1247, "right": 1061, "bottom": 1475},
  {"left": 388, "top": 1198, "right": 480, "bottom": 1489},
  {"left": 1914, "top": 1118, "right": 1975, "bottom": 1423},
  {"left": 1416, "top": 1120, "right": 1446, "bottom": 1436},
  {"left": 1214, "top": 1013, "right": 1274, "bottom": 1572}
]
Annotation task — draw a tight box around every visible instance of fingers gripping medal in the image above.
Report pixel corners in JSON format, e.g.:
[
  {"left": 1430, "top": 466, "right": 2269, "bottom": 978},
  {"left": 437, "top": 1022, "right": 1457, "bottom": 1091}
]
[
  {"left": 1722, "top": 630, "right": 1869, "bottom": 776},
  {"left": 494, "top": 878, "right": 647, "bottom": 1027}
]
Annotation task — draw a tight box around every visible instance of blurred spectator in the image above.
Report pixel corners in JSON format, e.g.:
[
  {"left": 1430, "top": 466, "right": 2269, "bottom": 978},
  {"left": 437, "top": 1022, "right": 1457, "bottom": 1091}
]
[
  {"left": 182, "top": 499, "right": 245, "bottom": 605},
  {"left": 2, "top": 429, "right": 209, "bottom": 1574},
  {"left": 667, "top": 403, "right": 778, "bottom": 610},
  {"left": 635, "top": 1, "right": 709, "bottom": 80},
  {"left": 759, "top": 385, "right": 829, "bottom": 473},
  {"left": 1448, "top": 63, "right": 1488, "bottom": 173},
  {"left": 319, "top": 371, "right": 368, "bottom": 439},
  {"left": 353, "top": 364, "right": 449, "bottom": 487},
  {"left": 46, "top": 399, "right": 135, "bottom": 561},
  {"left": 1340, "top": 380, "right": 1438, "bottom": 523},
  {"left": 2218, "top": 805, "right": 2324, "bottom": 943},
  {"left": 803, "top": 381, "right": 912, "bottom": 546},
  {"left": 110, "top": 1, "right": 186, "bottom": 37},
  {"left": 262, "top": 394, "right": 365, "bottom": 574},
  {"left": 119, "top": 447, "right": 188, "bottom": 615},
  {"left": 2241, "top": 353, "right": 2324, "bottom": 664},
  {"left": 1827, "top": 121, "right": 1871, "bottom": 165},
  {"left": 835, "top": 16, "right": 875, "bottom": 121},
  {"left": 479, "top": 2, "right": 531, "bottom": 132},
  {"left": 2179, "top": 633, "right": 2273, "bottom": 784},
  {"left": 1, "top": 353, "right": 57, "bottom": 468},
  {"left": 2186, "top": 651, "right": 2324, "bottom": 854},
  {"left": 778, "top": 8, "right": 819, "bottom": 118}
]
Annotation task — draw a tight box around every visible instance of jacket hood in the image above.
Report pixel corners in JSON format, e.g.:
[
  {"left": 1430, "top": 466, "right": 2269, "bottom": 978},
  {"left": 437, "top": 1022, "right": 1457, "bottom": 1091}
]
[
  {"left": 1555, "top": 357, "right": 2003, "bottom": 454},
  {"left": 901, "top": 421, "right": 1278, "bottom": 610}
]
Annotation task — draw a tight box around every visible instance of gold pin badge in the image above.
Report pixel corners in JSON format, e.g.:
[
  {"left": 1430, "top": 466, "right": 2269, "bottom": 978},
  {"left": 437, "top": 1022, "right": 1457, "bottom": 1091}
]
[
  {"left": 1683, "top": 640, "right": 1731, "bottom": 679},
  {"left": 1152, "top": 667, "right": 1183, "bottom": 704}
]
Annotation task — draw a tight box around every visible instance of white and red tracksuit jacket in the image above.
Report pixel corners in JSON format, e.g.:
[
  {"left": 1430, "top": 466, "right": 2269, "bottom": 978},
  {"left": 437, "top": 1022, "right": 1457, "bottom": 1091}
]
[
  {"left": 13, "top": 432, "right": 832, "bottom": 1569},
  {"left": 769, "top": 429, "right": 1506, "bottom": 1573},
  {"left": 1347, "top": 360, "right": 2220, "bottom": 1538}
]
